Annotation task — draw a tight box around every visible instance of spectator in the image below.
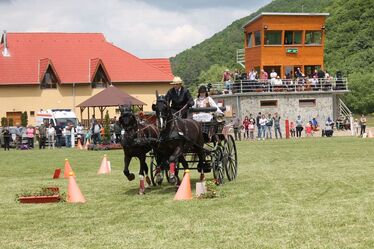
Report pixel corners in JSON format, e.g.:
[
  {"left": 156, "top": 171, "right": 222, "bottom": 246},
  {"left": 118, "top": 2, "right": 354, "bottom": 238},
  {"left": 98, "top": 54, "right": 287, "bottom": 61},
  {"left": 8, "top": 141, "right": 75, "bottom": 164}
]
[
  {"left": 259, "top": 114, "right": 267, "bottom": 140},
  {"left": 295, "top": 115, "right": 303, "bottom": 138},
  {"left": 305, "top": 121, "right": 313, "bottom": 137},
  {"left": 242, "top": 116, "right": 250, "bottom": 140},
  {"left": 47, "top": 123, "right": 56, "bottom": 149},
  {"left": 2, "top": 127, "right": 11, "bottom": 151},
  {"left": 311, "top": 118, "right": 319, "bottom": 131},
  {"left": 273, "top": 113, "right": 282, "bottom": 139},
  {"left": 64, "top": 124, "right": 72, "bottom": 147},
  {"left": 290, "top": 121, "right": 296, "bottom": 137},
  {"left": 270, "top": 69, "right": 277, "bottom": 86},
  {"left": 265, "top": 113, "right": 273, "bottom": 139},
  {"left": 76, "top": 123, "right": 84, "bottom": 145},
  {"left": 55, "top": 122, "right": 63, "bottom": 148},
  {"left": 353, "top": 118, "right": 360, "bottom": 136},
  {"left": 249, "top": 114, "right": 256, "bottom": 140},
  {"left": 26, "top": 125, "right": 35, "bottom": 149},
  {"left": 39, "top": 121, "right": 47, "bottom": 149},
  {"left": 360, "top": 114, "right": 367, "bottom": 136},
  {"left": 222, "top": 69, "right": 232, "bottom": 94},
  {"left": 324, "top": 117, "right": 334, "bottom": 137},
  {"left": 92, "top": 120, "right": 101, "bottom": 145},
  {"left": 232, "top": 113, "right": 241, "bottom": 141},
  {"left": 256, "top": 112, "right": 262, "bottom": 139}
]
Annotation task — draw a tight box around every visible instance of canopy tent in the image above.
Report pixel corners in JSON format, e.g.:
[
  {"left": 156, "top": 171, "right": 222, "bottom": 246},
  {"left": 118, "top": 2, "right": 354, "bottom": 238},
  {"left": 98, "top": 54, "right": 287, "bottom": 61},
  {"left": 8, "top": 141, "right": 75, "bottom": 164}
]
[{"left": 76, "top": 85, "right": 146, "bottom": 122}]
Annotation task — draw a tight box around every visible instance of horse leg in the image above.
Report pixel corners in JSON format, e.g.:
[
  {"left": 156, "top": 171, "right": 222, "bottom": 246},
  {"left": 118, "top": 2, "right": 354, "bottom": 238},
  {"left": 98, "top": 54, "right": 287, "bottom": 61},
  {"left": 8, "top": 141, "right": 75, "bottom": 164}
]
[
  {"left": 168, "top": 147, "right": 183, "bottom": 184},
  {"left": 138, "top": 155, "right": 151, "bottom": 192},
  {"left": 196, "top": 149, "right": 206, "bottom": 181},
  {"left": 123, "top": 153, "right": 135, "bottom": 181}
]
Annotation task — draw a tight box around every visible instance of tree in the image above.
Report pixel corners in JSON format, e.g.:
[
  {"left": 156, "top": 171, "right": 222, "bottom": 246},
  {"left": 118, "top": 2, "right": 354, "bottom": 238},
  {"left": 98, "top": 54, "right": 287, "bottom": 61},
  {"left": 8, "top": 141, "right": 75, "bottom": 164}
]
[
  {"left": 1, "top": 117, "right": 7, "bottom": 127},
  {"left": 103, "top": 110, "right": 111, "bottom": 144},
  {"left": 21, "top": 111, "right": 28, "bottom": 127}
]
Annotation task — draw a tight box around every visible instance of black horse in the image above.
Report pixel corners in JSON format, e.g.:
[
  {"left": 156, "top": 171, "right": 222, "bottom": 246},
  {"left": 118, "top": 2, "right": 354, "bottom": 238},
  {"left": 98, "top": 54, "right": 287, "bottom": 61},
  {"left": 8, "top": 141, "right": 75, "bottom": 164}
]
[
  {"left": 119, "top": 106, "right": 159, "bottom": 194},
  {"left": 152, "top": 94, "right": 205, "bottom": 184}
]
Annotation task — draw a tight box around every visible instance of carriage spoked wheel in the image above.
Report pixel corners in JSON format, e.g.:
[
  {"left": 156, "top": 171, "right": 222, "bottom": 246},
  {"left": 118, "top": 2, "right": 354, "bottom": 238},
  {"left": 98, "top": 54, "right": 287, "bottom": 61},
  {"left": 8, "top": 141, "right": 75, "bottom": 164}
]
[
  {"left": 223, "top": 134, "right": 238, "bottom": 181},
  {"left": 211, "top": 146, "right": 225, "bottom": 185},
  {"left": 149, "top": 155, "right": 169, "bottom": 186}
]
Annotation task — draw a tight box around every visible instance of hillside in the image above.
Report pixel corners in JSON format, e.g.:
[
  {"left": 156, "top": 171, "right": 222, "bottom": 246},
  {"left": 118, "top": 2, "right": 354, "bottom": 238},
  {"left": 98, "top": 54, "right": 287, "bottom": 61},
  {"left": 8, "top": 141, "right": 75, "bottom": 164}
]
[{"left": 170, "top": 0, "right": 374, "bottom": 113}]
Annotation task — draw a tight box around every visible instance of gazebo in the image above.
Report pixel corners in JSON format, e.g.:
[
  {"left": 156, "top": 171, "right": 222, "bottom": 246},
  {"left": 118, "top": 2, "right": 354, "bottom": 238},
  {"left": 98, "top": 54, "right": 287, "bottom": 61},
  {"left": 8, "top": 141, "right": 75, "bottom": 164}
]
[{"left": 76, "top": 86, "right": 146, "bottom": 125}]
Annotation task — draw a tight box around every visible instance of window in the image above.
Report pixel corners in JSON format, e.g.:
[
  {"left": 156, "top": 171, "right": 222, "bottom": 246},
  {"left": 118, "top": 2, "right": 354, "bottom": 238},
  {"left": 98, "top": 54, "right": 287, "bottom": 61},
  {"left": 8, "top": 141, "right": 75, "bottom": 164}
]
[
  {"left": 30, "top": 111, "right": 35, "bottom": 117},
  {"left": 115, "top": 108, "right": 120, "bottom": 114},
  {"left": 305, "top": 31, "right": 322, "bottom": 45},
  {"left": 304, "top": 65, "right": 321, "bottom": 77},
  {"left": 284, "top": 31, "right": 302, "bottom": 45},
  {"left": 254, "top": 31, "right": 261, "bottom": 46},
  {"left": 91, "top": 65, "right": 109, "bottom": 88},
  {"left": 247, "top": 33, "right": 253, "bottom": 48},
  {"left": 299, "top": 99, "right": 316, "bottom": 107},
  {"left": 265, "top": 31, "right": 282, "bottom": 45},
  {"left": 260, "top": 100, "right": 278, "bottom": 107},
  {"left": 41, "top": 67, "right": 58, "bottom": 89}
]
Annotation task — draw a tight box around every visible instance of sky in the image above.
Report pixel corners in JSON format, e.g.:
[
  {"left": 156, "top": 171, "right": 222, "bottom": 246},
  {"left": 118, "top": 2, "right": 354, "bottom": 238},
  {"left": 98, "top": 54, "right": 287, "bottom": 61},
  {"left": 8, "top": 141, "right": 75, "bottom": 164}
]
[{"left": 0, "top": 0, "right": 271, "bottom": 58}]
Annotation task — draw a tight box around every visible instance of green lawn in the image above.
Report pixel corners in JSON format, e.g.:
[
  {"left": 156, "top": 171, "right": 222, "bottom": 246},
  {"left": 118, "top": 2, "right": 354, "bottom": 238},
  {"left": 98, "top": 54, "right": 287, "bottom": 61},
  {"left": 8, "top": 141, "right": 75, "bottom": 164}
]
[{"left": 1, "top": 137, "right": 374, "bottom": 248}]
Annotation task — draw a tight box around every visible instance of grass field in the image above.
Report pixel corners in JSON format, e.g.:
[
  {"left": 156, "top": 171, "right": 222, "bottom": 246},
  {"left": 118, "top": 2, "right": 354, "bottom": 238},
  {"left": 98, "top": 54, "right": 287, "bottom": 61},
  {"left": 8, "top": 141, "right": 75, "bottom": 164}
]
[{"left": 1, "top": 137, "right": 374, "bottom": 249}]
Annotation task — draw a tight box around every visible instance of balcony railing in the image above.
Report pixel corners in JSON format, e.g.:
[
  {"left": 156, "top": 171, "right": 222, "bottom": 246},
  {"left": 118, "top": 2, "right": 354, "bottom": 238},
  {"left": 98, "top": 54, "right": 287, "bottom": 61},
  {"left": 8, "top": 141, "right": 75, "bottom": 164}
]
[{"left": 208, "top": 77, "right": 348, "bottom": 95}]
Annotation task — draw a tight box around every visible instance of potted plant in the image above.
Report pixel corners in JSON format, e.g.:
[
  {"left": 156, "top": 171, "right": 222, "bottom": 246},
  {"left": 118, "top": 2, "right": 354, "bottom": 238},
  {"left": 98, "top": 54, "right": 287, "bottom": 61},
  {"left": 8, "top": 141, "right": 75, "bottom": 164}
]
[{"left": 16, "top": 187, "right": 64, "bottom": 204}]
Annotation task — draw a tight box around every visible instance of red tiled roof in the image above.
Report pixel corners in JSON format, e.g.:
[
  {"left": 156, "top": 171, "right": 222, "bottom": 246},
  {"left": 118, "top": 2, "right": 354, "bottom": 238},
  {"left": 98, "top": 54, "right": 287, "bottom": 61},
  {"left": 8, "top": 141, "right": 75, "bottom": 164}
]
[
  {"left": 142, "top": 58, "right": 173, "bottom": 75},
  {"left": 0, "top": 32, "right": 174, "bottom": 85}
]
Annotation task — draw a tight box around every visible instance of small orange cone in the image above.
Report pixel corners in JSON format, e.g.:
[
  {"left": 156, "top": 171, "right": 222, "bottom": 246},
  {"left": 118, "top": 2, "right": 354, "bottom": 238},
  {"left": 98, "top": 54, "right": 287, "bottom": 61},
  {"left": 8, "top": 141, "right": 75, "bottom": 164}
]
[
  {"left": 97, "top": 154, "right": 110, "bottom": 174},
  {"left": 67, "top": 172, "right": 86, "bottom": 203},
  {"left": 174, "top": 169, "right": 192, "bottom": 201},
  {"left": 64, "top": 159, "right": 74, "bottom": 178},
  {"left": 77, "top": 139, "right": 83, "bottom": 150},
  {"left": 107, "top": 161, "right": 111, "bottom": 172},
  {"left": 368, "top": 130, "right": 373, "bottom": 138}
]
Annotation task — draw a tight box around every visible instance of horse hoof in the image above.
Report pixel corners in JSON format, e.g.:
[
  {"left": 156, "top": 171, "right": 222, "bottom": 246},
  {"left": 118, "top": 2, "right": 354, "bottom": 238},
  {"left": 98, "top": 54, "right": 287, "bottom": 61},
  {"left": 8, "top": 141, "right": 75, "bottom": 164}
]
[
  {"left": 138, "top": 190, "right": 145, "bottom": 195},
  {"left": 168, "top": 175, "right": 176, "bottom": 184},
  {"left": 127, "top": 173, "right": 135, "bottom": 181}
]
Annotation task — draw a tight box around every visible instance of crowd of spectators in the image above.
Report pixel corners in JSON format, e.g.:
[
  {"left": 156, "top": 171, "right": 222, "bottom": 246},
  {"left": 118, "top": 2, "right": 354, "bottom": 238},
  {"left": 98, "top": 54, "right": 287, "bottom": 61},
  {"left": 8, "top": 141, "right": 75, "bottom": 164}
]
[
  {"left": 219, "top": 68, "right": 344, "bottom": 95},
  {"left": 227, "top": 113, "right": 365, "bottom": 141},
  {"left": 0, "top": 116, "right": 125, "bottom": 151}
]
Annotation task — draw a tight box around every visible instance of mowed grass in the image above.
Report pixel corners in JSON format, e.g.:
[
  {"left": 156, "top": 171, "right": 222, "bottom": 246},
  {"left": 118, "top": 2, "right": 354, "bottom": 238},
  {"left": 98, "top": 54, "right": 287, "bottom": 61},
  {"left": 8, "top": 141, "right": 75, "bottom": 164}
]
[{"left": 0, "top": 137, "right": 374, "bottom": 249}]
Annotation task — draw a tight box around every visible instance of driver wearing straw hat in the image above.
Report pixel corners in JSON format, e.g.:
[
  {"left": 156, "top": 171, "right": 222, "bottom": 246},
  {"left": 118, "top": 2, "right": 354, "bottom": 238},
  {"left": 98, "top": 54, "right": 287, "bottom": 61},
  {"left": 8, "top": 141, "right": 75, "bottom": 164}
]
[{"left": 165, "top": 76, "right": 194, "bottom": 118}]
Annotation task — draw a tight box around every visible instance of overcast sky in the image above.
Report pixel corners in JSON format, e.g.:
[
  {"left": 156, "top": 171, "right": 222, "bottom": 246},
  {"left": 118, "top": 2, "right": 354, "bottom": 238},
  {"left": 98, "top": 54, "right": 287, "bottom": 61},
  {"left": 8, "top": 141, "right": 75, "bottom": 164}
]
[{"left": 0, "top": 0, "right": 271, "bottom": 58}]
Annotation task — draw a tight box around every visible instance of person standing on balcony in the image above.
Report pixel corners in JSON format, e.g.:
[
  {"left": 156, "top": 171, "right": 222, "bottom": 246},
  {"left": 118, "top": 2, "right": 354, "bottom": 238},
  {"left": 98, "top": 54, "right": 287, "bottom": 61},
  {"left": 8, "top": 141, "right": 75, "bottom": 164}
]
[{"left": 270, "top": 69, "right": 277, "bottom": 87}]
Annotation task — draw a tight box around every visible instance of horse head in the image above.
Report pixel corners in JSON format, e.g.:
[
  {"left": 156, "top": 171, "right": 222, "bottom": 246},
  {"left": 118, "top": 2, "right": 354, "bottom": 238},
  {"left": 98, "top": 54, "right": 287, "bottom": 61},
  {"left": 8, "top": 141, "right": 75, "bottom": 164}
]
[
  {"left": 152, "top": 94, "right": 171, "bottom": 130},
  {"left": 119, "top": 105, "right": 137, "bottom": 133}
]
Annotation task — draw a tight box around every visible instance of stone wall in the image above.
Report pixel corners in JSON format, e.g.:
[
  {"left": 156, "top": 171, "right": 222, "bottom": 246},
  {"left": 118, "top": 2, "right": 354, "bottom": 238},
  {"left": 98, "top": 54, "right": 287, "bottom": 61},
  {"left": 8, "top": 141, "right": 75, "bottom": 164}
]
[{"left": 213, "top": 92, "right": 342, "bottom": 134}]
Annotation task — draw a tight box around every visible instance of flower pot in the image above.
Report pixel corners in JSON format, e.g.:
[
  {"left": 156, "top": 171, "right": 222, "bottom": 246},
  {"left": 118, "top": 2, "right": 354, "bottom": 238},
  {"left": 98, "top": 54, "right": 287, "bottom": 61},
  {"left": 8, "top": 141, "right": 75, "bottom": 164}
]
[{"left": 19, "top": 195, "right": 61, "bottom": 204}]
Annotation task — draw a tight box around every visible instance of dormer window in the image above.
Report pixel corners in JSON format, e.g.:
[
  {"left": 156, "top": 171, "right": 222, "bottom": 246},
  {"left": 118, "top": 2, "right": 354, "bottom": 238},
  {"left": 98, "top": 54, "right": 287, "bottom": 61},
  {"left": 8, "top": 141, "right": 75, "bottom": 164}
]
[
  {"left": 41, "top": 66, "right": 58, "bottom": 89},
  {"left": 91, "top": 65, "right": 109, "bottom": 88}
]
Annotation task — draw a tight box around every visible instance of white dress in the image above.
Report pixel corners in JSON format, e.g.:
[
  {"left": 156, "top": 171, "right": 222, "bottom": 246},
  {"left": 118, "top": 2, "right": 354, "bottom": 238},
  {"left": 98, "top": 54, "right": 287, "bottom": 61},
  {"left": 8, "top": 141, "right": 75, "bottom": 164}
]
[{"left": 192, "top": 96, "right": 224, "bottom": 122}]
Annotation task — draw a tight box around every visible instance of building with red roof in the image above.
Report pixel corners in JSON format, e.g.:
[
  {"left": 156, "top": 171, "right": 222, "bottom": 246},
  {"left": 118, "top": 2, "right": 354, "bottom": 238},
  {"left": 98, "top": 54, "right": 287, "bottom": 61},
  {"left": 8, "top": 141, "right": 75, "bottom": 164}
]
[{"left": 0, "top": 31, "right": 174, "bottom": 125}]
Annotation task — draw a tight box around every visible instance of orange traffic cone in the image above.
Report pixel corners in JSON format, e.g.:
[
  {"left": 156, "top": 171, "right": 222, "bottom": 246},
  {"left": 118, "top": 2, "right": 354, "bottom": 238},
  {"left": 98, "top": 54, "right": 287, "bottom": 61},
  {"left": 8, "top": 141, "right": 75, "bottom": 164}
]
[
  {"left": 67, "top": 172, "right": 86, "bottom": 203},
  {"left": 77, "top": 139, "right": 83, "bottom": 150},
  {"left": 174, "top": 169, "right": 192, "bottom": 201},
  {"left": 107, "top": 161, "right": 112, "bottom": 173},
  {"left": 64, "top": 159, "right": 74, "bottom": 178},
  {"left": 368, "top": 130, "right": 373, "bottom": 138},
  {"left": 97, "top": 154, "right": 110, "bottom": 174}
]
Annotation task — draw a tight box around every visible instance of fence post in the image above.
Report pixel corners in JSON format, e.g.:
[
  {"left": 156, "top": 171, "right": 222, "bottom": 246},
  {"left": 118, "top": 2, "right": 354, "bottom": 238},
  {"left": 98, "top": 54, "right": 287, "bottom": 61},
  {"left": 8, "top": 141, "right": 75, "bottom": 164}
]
[{"left": 285, "top": 119, "right": 290, "bottom": 139}]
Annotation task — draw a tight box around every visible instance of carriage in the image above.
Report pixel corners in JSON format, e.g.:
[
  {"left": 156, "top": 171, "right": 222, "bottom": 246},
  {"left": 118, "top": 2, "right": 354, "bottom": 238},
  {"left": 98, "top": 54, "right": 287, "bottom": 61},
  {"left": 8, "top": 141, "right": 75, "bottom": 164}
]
[{"left": 148, "top": 106, "right": 238, "bottom": 186}]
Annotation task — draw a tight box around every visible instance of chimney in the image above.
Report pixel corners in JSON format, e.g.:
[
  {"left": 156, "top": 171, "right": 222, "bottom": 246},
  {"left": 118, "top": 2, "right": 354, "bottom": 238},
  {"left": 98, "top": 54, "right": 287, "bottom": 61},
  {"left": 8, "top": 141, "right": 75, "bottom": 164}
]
[{"left": 2, "top": 30, "right": 10, "bottom": 57}]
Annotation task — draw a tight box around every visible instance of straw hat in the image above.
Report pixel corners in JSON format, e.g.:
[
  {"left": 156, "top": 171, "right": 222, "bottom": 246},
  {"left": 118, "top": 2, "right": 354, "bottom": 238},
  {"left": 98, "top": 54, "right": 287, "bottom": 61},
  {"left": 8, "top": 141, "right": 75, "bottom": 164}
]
[{"left": 170, "top": 76, "right": 183, "bottom": 85}]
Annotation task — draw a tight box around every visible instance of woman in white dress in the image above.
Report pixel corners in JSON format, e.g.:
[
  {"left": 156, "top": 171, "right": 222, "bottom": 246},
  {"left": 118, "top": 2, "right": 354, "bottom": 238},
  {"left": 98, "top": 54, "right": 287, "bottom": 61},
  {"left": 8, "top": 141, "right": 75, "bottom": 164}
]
[{"left": 192, "top": 85, "right": 224, "bottom": 122}]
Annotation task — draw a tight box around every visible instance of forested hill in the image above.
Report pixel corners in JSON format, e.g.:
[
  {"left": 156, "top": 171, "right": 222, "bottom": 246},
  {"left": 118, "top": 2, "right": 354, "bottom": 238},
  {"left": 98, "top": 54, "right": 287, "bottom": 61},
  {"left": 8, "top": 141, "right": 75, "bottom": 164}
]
[{"left": 170, "top": 0, "right": 374, "bottom": 113}]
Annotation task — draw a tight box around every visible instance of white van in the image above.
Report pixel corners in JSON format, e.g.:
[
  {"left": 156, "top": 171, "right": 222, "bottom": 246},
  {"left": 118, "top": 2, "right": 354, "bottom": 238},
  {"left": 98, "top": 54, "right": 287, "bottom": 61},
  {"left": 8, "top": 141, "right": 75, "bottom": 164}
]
[{"left": 35, "top": 109, "right": 78, "bottom": 127}]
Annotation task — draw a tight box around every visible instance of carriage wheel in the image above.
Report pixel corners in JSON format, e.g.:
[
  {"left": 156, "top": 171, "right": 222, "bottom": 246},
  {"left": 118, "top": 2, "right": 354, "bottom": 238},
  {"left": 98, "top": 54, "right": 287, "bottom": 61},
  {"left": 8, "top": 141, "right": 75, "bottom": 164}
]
[
  {"left": 223, "top": 134, "right": 238, "bottom": 181},
  {"left": 149, "top": 154, "right": 169, "bottom": 186},
  {"left": 211, "top": 146, "right": 225, "bottom": 185}
]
